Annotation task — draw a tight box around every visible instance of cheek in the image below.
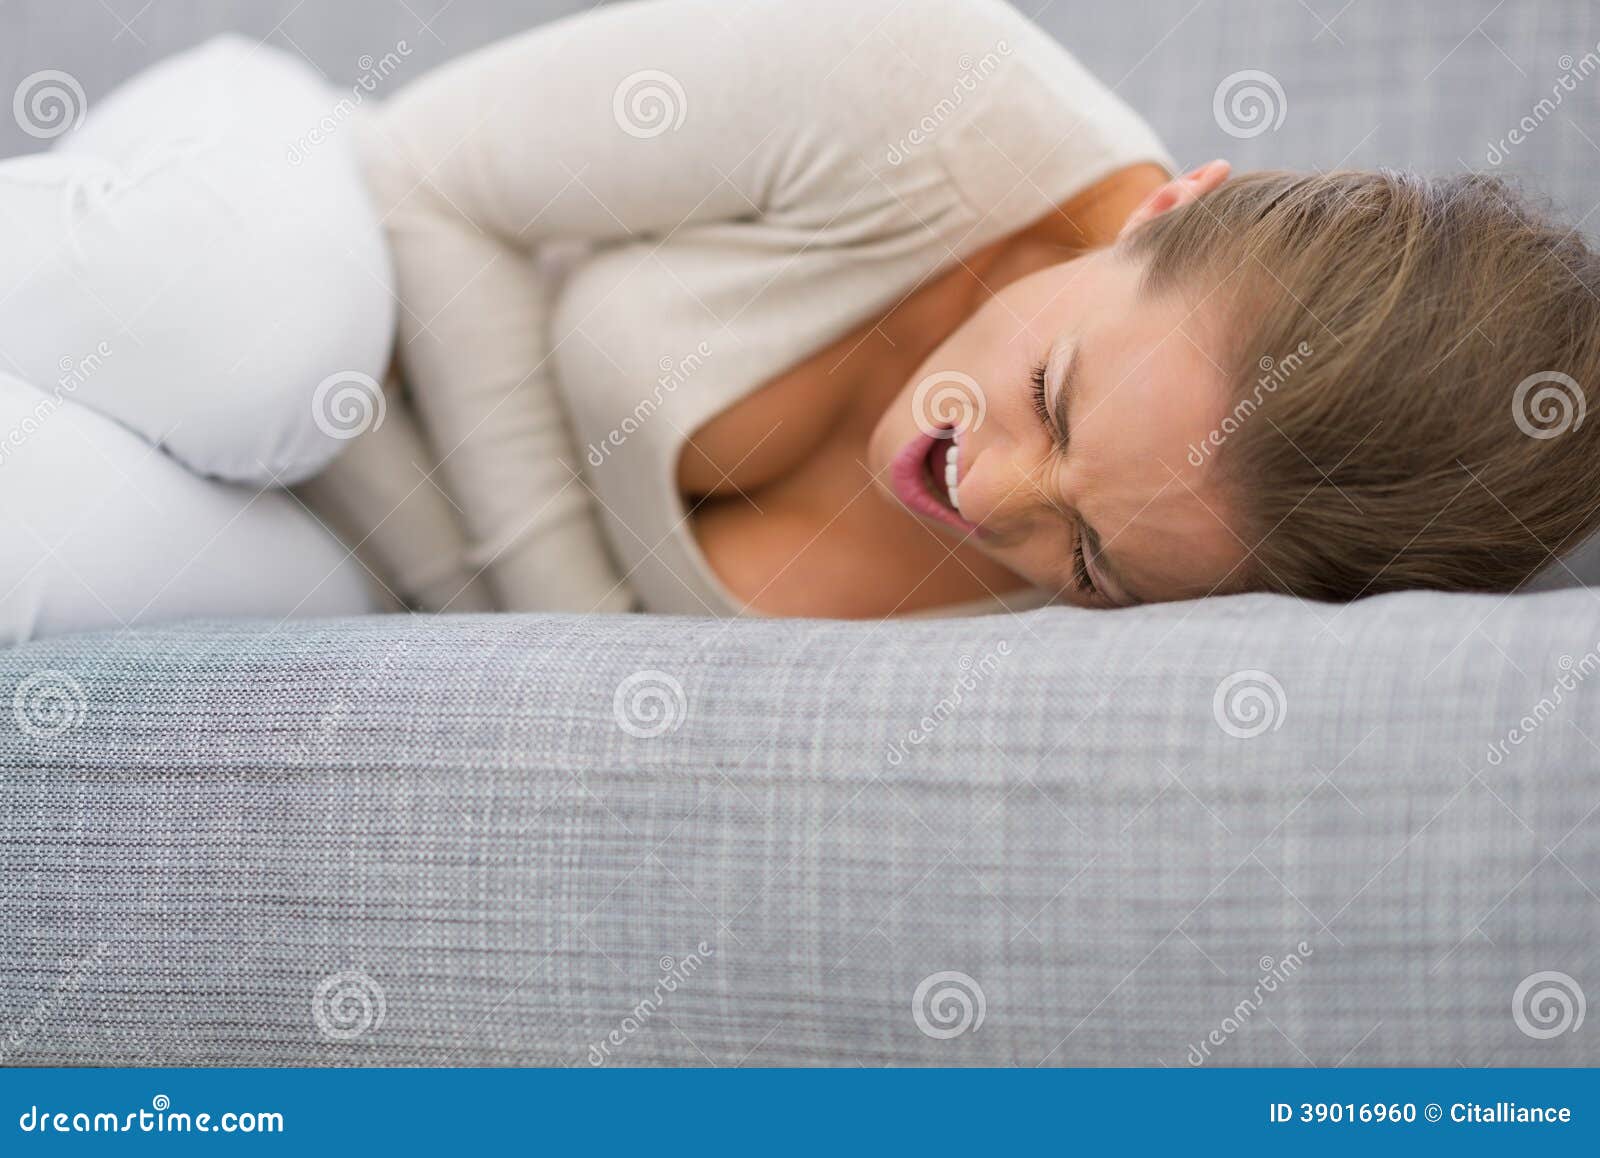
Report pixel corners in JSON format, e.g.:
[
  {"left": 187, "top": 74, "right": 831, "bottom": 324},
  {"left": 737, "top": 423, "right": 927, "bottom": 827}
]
[
  {"left": 942, "top": 299, "right": 1043, "bottom": 396},
  {"left": 979, "top": 516, "right": 1071, "bottom": 588}
]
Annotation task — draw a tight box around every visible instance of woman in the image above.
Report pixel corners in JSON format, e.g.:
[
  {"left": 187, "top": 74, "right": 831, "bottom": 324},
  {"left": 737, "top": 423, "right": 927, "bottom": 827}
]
[{"left": 4, "top": 0, "right": 1598, "bottom": 638}]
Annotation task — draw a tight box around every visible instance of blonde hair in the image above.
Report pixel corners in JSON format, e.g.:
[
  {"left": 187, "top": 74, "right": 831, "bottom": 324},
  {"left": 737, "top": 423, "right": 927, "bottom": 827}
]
[{"left": 1123, "top": 169, "right": 1600, "bottom": 600}]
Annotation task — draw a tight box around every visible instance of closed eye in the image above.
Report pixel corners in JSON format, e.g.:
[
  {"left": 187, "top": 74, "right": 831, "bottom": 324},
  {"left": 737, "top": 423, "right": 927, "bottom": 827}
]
[
  {"left": 1072, "top": 531, "right": 1099, "bottom": 599},
  {"left": 1030, "top": 341, "right": 1105, "bottom": 602},
  {"left": 1028, "top": 358, "right": 1069, "bottom": 450}
]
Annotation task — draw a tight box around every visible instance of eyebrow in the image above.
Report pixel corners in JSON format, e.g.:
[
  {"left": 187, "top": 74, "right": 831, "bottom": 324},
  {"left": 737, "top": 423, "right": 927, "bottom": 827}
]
[{"left": 1047, "top": 341, "right": 1140, "bottom": 605}]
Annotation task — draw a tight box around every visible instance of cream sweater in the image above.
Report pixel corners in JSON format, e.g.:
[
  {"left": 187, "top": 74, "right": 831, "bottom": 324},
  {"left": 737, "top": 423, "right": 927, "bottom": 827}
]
[{"left": 330, "top": 0, "right": 1173, "bottom": 615}]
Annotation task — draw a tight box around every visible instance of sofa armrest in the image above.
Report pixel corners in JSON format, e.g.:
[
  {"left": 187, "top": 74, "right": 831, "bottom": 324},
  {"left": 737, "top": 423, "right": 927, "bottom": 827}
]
[{"left": 2, "top": 592, "right": 1596, "bottom": 1065}]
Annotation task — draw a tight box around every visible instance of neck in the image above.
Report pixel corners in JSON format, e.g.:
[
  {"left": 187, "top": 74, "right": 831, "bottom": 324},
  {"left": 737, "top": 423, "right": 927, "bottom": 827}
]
[{"left": 963, "top": 161, "right": 1170, "bottom": 306}]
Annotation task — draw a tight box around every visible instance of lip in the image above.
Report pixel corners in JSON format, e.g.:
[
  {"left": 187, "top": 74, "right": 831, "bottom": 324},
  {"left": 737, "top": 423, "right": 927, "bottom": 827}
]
[{"left": 888, "top": 427, "right": 986, "bottom": 538}]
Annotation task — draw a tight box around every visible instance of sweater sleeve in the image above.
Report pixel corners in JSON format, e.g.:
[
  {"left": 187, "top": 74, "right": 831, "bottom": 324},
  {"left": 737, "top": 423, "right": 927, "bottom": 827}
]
[
  {"left": 357, "top": 0, "right": 1148, "bottom": 612},
  {"left": 356, "top": 0, "right": 838, "bottom": 612}
]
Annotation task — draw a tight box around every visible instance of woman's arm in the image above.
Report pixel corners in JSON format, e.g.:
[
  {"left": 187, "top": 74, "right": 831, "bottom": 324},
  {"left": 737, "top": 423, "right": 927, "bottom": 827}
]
[
  {"left": 359, "top": 0, "right": 1145, "bottom": 612},
  {"left": 358, "top": 0, "right": 850, "bottom": 612}
]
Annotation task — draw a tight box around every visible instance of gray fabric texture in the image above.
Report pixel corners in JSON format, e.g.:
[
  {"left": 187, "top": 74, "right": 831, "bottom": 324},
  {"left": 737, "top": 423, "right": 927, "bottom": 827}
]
[{"left": 2, "top": 590, "right": 1598, "bottom": 1066}]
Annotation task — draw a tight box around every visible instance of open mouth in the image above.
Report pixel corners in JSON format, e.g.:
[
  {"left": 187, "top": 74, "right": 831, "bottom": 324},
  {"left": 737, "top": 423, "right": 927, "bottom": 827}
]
[{"left": 888, "top": 427, "right": 984, "bottom": 537}]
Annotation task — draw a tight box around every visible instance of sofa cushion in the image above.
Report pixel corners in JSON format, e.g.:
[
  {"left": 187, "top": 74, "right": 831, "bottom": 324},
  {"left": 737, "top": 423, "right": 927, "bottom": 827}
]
[{"left": 1, "top": 589, "right": 1595, "bottom": 1065}]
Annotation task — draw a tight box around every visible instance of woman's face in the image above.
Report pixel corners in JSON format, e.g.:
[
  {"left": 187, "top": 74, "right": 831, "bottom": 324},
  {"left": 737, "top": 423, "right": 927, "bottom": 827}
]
[{"left": 866, "top": 246, "right": 1249, "bottom": 607}]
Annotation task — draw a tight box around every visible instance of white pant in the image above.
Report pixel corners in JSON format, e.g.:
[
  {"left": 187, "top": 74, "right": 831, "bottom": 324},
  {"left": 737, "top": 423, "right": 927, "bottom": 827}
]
[{"left": 0, "top": 38, "right": 405, "bottom": 643}]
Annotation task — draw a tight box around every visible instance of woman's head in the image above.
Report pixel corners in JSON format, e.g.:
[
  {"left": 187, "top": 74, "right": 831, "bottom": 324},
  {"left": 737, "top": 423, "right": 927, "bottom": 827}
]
[{"left": 867, "top": 162, "right": 1600, "bottom": 606}]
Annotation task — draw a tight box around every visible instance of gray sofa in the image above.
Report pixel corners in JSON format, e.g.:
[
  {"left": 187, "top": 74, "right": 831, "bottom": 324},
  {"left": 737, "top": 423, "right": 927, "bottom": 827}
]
[
  {"left": 3, "top": 0, "right": 1599, "bottom": 1066},
  {"left": 2, "top": 593, "right": 1598, "bottom": 1066}
]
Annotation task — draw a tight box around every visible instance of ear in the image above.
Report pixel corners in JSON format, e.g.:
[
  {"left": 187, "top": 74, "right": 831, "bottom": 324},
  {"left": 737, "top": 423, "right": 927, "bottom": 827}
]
[{"left": 1117, "top": 160, "right": 1232, "bottom": 239}]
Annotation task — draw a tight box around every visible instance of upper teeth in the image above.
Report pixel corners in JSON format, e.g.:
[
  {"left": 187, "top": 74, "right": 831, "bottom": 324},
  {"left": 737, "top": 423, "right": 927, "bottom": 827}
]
[{"left": 944, "top": 438, "right": 960, "bottom": 514}]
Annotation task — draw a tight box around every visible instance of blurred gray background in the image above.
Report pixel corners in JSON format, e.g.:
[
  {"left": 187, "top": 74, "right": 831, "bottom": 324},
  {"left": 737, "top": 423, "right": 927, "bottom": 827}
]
[{"left": 3, "top": 0, "right": 1598, "bottom": 230}]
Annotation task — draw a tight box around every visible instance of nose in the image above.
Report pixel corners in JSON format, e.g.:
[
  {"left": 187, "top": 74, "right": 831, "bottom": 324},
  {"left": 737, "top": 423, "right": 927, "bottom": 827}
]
[{"left": 961, "top": 442, "right": 1055, "bottom": 532}]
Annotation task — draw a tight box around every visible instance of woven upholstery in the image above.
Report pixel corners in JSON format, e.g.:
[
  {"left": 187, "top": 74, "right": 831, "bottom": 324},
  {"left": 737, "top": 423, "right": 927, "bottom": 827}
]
[{"left": 3, "top": 591, "right": 1597, "bottom": 1065}]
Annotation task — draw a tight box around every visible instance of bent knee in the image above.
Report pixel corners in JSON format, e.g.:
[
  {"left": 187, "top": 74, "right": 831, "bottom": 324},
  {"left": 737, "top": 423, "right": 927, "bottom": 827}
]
[{"left": 0, "top": 37, "right": 396, "bottom": 486}]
